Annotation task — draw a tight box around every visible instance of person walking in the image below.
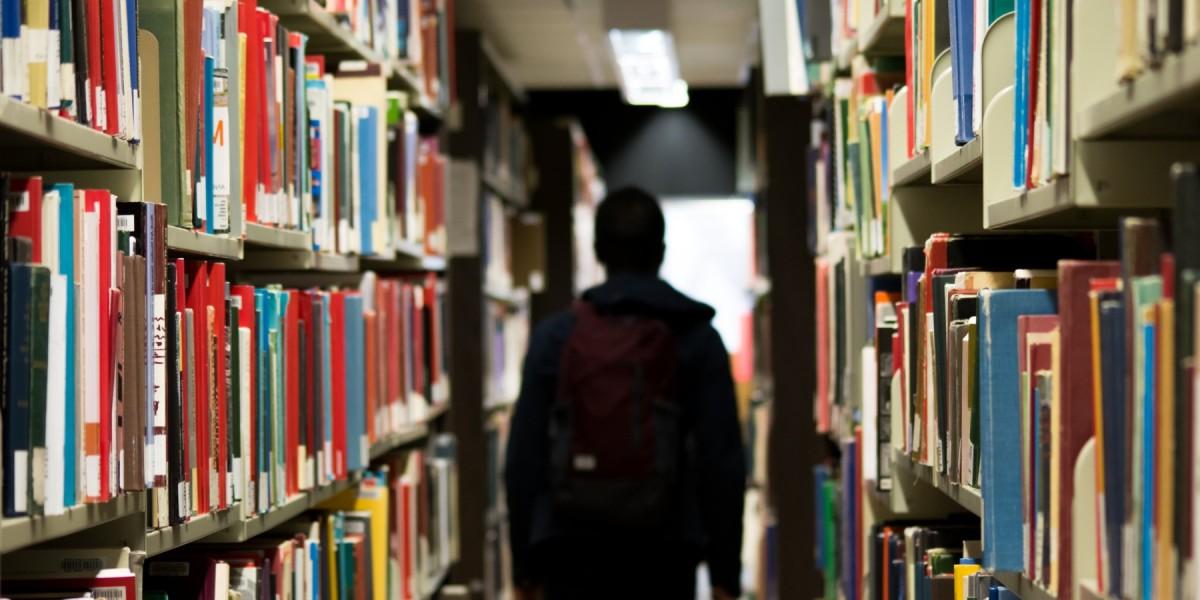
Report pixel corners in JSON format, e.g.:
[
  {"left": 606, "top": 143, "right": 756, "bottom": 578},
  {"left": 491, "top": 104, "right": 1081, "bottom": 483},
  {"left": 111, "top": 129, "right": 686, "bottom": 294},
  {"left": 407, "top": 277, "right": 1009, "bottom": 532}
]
[{"left": 504, "top": 186, "right": 746, "bottom": 600}]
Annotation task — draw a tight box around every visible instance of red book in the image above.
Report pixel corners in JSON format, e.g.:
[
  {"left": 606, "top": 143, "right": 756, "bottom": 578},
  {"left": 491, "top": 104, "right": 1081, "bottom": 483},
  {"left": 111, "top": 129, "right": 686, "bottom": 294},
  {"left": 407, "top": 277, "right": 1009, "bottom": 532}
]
[
  {"left": 232, "top": 284, "right": 257, "bottom": 508},
  {"left": 385, "top": 282, "right": 402, "bottom": 426},
  {"left": 411, "top": 283, "right": 425, "bottom": 398},
  {"left": 425, "top": 274, "right": 441, "bottom": 387},
  {"left": 918, "top": 233, "right": 952, "bottom": 463},
  {"left": 208, "top": 262, "right": 228, "bottom": 509},
  {"left": 99, "top": 0, "right": 119, "bottom": 135},
  {"left": 1056, "top": 261, "right": 1120, "bottom": 600},
  {"left": 186, "top": 260, "right": 210, "bottom": 514},
  {"left": 86, "top": 0, "right": 102, "bottom": 130},
  {"left": 815, "top": 260, "right": 829, "bottom": 432},
  {"left": 238, "top": 0, "right": 259, "bottom": 223},
  {"left": 330, "top": 291, "right": 347, "bottom": 479},
  {"left": 1024, "top": 0, "right": 1042, "bottom": 189},
  {"left": 285, "top": 289, "right": 300, "bottom": 495},
  {"left": 8, "top": 177, "right": 43, "bottom": 262},
  {"left": 2, "top": 571, "right": 137, "bottom": 598},
  {"left": 1018, "top": 313, "right": 1058, "bottom": 578}
]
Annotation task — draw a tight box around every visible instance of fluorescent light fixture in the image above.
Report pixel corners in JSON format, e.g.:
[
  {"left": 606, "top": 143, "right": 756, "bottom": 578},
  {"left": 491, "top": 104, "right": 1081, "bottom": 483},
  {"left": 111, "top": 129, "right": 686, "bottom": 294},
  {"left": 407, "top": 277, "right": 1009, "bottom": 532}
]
[{"left": 608, "top": 28, "right": 690, "bottom": 108}]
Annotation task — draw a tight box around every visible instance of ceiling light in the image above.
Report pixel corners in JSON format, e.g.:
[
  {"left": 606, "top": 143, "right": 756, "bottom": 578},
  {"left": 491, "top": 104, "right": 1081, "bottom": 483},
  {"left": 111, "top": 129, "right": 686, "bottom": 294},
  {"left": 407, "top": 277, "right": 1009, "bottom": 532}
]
[{"left": 608, "top": 28, "right": 690, "bottom": 108}]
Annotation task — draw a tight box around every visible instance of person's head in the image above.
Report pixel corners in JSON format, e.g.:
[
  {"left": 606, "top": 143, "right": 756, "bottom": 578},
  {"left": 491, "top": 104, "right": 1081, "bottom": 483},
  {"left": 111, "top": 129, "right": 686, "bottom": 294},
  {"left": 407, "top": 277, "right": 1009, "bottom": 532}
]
[{"left": 594, "top": 187, "right": 666, "bottom": 276}]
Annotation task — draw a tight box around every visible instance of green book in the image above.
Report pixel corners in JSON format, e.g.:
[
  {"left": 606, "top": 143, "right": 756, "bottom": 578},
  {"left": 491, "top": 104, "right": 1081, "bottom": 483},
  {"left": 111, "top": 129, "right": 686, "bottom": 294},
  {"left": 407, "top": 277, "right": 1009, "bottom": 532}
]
[
  {"left": 140, "top": 0, "right": 189, "bottom": 227},
  {"left": 28, "top": 266, "right": 51, "bottom": 515},
  {"left": 988, "top": 0, "right": 1015, "bottom": 23}
]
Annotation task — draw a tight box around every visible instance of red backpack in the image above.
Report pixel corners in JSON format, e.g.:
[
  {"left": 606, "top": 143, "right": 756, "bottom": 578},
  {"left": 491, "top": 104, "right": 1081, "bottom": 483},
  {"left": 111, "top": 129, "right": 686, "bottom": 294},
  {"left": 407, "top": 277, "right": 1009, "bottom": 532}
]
[{"left": 549, "top": 301, "right": 684, "bottom": 528}]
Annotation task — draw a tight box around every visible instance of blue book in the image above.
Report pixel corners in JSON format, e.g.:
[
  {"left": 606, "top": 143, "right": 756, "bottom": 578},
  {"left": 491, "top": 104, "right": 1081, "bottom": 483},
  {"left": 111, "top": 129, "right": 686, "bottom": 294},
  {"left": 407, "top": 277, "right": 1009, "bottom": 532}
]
[
  {"left": 978, "top": 288, "right": 1056, "bottom": 571},
  {"left": 2, "top": 0, "right": 22, "bottom": 100},
  {"left": 256, "top": 290, "right": 270, "bottom": 508},
  {"left": 1098, "top": 291, "right": 1127, "bottom": 595},
  {"left": 357, "top": 107, "right": 378, "bottom": 255},
  {"left": 1012, "top": 0, "right": 1030, "bottom": 187},
  {"left": 1133, "top": 276, "right": 1162, "bottom": 600},
  {"left": 203, "top": 55, "right": 215, "bottom": 233},
  {"left": 996, "top": 586, "right": 1018, "bottom": 600},
  {"left": 274, "top": 291, "right": 287, "bottom": 497},
  {"left": 54, "top": 183, "right": 77, "bottom": 507},
  {"left": 4, "top": 264, "right": 35, "bottom": 516},
  {"left": 126, "top": 0, "right": 139, "bottom": 140},
  {"left": 951, "top": 0, "right": 976, "bottom": 144},
  {"left": 344, "top": 294, "right": 365, "bottom": 471}
]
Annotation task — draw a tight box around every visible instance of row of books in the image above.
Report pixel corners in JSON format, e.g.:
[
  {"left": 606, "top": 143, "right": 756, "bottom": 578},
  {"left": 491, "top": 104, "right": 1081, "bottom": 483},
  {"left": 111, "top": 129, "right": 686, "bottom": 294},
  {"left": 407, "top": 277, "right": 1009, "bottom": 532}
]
[
  {"left": 481, "top": 87, "right": 529, "bottom": 201},
  {"left": 1116, "top": 0, "right": 1200, "bottom": 80},
  {"left": 1, "top": 177, "right": 448, "bottom": 521},
  {"left": 1, "top": 438, "right": 457, "bottom": 600},
  {"left": 328, "top": 0, "right": 455, "bottom": 108},
  {"left": 819, "top": 61, "right": 903, "bottom": 259},
  {"left": 818, "top": 165, "right": 1200, "bottom": 600},
  {"left": 143, "top": 0, "right": 447, "bottom": 257},
  {"left": 816, "top": 452, "right": 1036, "bottom": 600},
  {"left": 0, "top": 0, "right": 140, "bottom": 139}
]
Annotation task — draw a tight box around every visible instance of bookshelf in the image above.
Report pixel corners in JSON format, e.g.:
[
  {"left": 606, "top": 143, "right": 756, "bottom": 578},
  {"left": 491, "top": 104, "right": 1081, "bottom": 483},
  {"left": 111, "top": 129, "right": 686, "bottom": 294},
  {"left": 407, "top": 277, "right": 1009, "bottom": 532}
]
[
  {"left": 242, "top": 222, "right": 314, "bottom": 251},
  {"left": 144, "top": 505, "right": 242, "bottom": 556},
  {"left": 445, "top": 30, "right": 543, "bottom": 599},
  {"left": 1, "top": 0, "right": 459, "bottom": 596},
  {"left": 0, "top": 493, "right": 145, "bottom": 554},
  {"left": 770, "top": 0, "right": 1200, "bottom": 597},
  {"left": 165, "top": 225, "right": 245, "bottom": 260},
  {"left": 0, "top": 95, "right": 141, "bottom": 170}
]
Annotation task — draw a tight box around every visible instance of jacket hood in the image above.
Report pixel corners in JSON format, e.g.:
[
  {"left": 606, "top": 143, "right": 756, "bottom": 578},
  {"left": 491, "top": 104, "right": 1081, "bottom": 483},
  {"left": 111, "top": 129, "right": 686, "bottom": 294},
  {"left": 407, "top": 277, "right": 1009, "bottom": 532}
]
[{"left": 581, "top": 273, "right": 715, "bottom": 324}]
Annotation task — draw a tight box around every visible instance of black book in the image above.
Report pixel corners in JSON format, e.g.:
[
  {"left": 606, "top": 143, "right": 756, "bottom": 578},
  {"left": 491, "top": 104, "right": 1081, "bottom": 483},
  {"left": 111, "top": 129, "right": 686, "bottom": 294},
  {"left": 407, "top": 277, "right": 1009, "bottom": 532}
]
[
  {"left": 165, "top": 262, "right": 184, "bottom": 524},
  {"left": 4, "top": 263, "right": 35, "bottom": 516},
  {"left": 1173, "top": 163, "right": 1200, "bottom": 565}
]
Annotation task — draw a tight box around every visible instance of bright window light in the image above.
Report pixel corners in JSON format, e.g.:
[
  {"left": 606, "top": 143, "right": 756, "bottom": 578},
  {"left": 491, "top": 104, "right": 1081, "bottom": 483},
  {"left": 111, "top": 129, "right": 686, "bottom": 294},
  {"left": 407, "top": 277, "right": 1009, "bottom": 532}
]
[{"left": 608, "top": 28, "right": 690, "bottom": 108}]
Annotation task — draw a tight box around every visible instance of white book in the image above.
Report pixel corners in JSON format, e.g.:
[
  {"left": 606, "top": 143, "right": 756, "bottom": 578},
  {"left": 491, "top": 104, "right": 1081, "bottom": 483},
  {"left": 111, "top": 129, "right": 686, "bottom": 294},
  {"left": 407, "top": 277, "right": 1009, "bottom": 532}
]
[
  {"left": 404, "top": 112, "right": 419, "bottom": 243},
  {"left": 212, "top": 561, "right": 230, "bottom": 600},
  {"left": 152, "top": 291, "right": 168, "bottom": 527},
  {"left": 239, "top": 325, "right": 252, "bottom": 517},
  {"left": 44, "top": 274, "right": 67, "bottom": 515},
  {"left": 972, "top": 0, "right": 985, "bottom": 135}
]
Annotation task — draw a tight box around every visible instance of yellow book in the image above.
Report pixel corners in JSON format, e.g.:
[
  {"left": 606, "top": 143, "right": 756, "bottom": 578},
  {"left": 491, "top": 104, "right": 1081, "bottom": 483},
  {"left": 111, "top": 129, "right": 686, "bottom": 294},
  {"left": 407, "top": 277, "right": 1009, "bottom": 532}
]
[
  {"left": 325, "top": 514, "right": 340, "bottom": 600},
  {"left": 26, "top": 0, "right": 50, "bottom": 108},
  {"left": 1157, "top": 299, "right": 1175, "bottom": 600},
  {"left": 318, "top": 475, "right": 390, "bottom": 600},
  {"left": 1117, "top": 0, "right": 1144, "bottom": 79},
  {"left": 954, "top": 563, "right": 982, "bottom": 600}
]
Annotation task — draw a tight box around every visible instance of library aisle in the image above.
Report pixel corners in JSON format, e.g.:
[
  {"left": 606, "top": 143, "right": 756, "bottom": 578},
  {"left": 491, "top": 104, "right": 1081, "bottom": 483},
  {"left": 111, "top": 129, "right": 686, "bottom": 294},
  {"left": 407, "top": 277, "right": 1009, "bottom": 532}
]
[{"left": 7, "top": 0, "right": 1198, "bottom": 599}]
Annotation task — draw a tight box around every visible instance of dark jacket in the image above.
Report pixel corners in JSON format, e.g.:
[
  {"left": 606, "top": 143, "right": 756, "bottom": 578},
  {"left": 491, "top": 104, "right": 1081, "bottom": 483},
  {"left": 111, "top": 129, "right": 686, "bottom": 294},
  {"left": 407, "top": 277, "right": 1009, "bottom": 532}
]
[{"left": 504, "top": 273, "right": 747, "bottom": 595}]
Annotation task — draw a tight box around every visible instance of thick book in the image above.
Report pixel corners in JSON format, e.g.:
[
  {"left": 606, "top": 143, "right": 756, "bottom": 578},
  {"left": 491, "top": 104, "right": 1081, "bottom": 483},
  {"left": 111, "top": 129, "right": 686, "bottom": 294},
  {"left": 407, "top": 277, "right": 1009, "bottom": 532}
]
[
  {"left": 979, "top": 288, "right": 1056, "bottom": 571},
  {"left": 1055, "top": 260, "right": 1120, "bottom": 599}
]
